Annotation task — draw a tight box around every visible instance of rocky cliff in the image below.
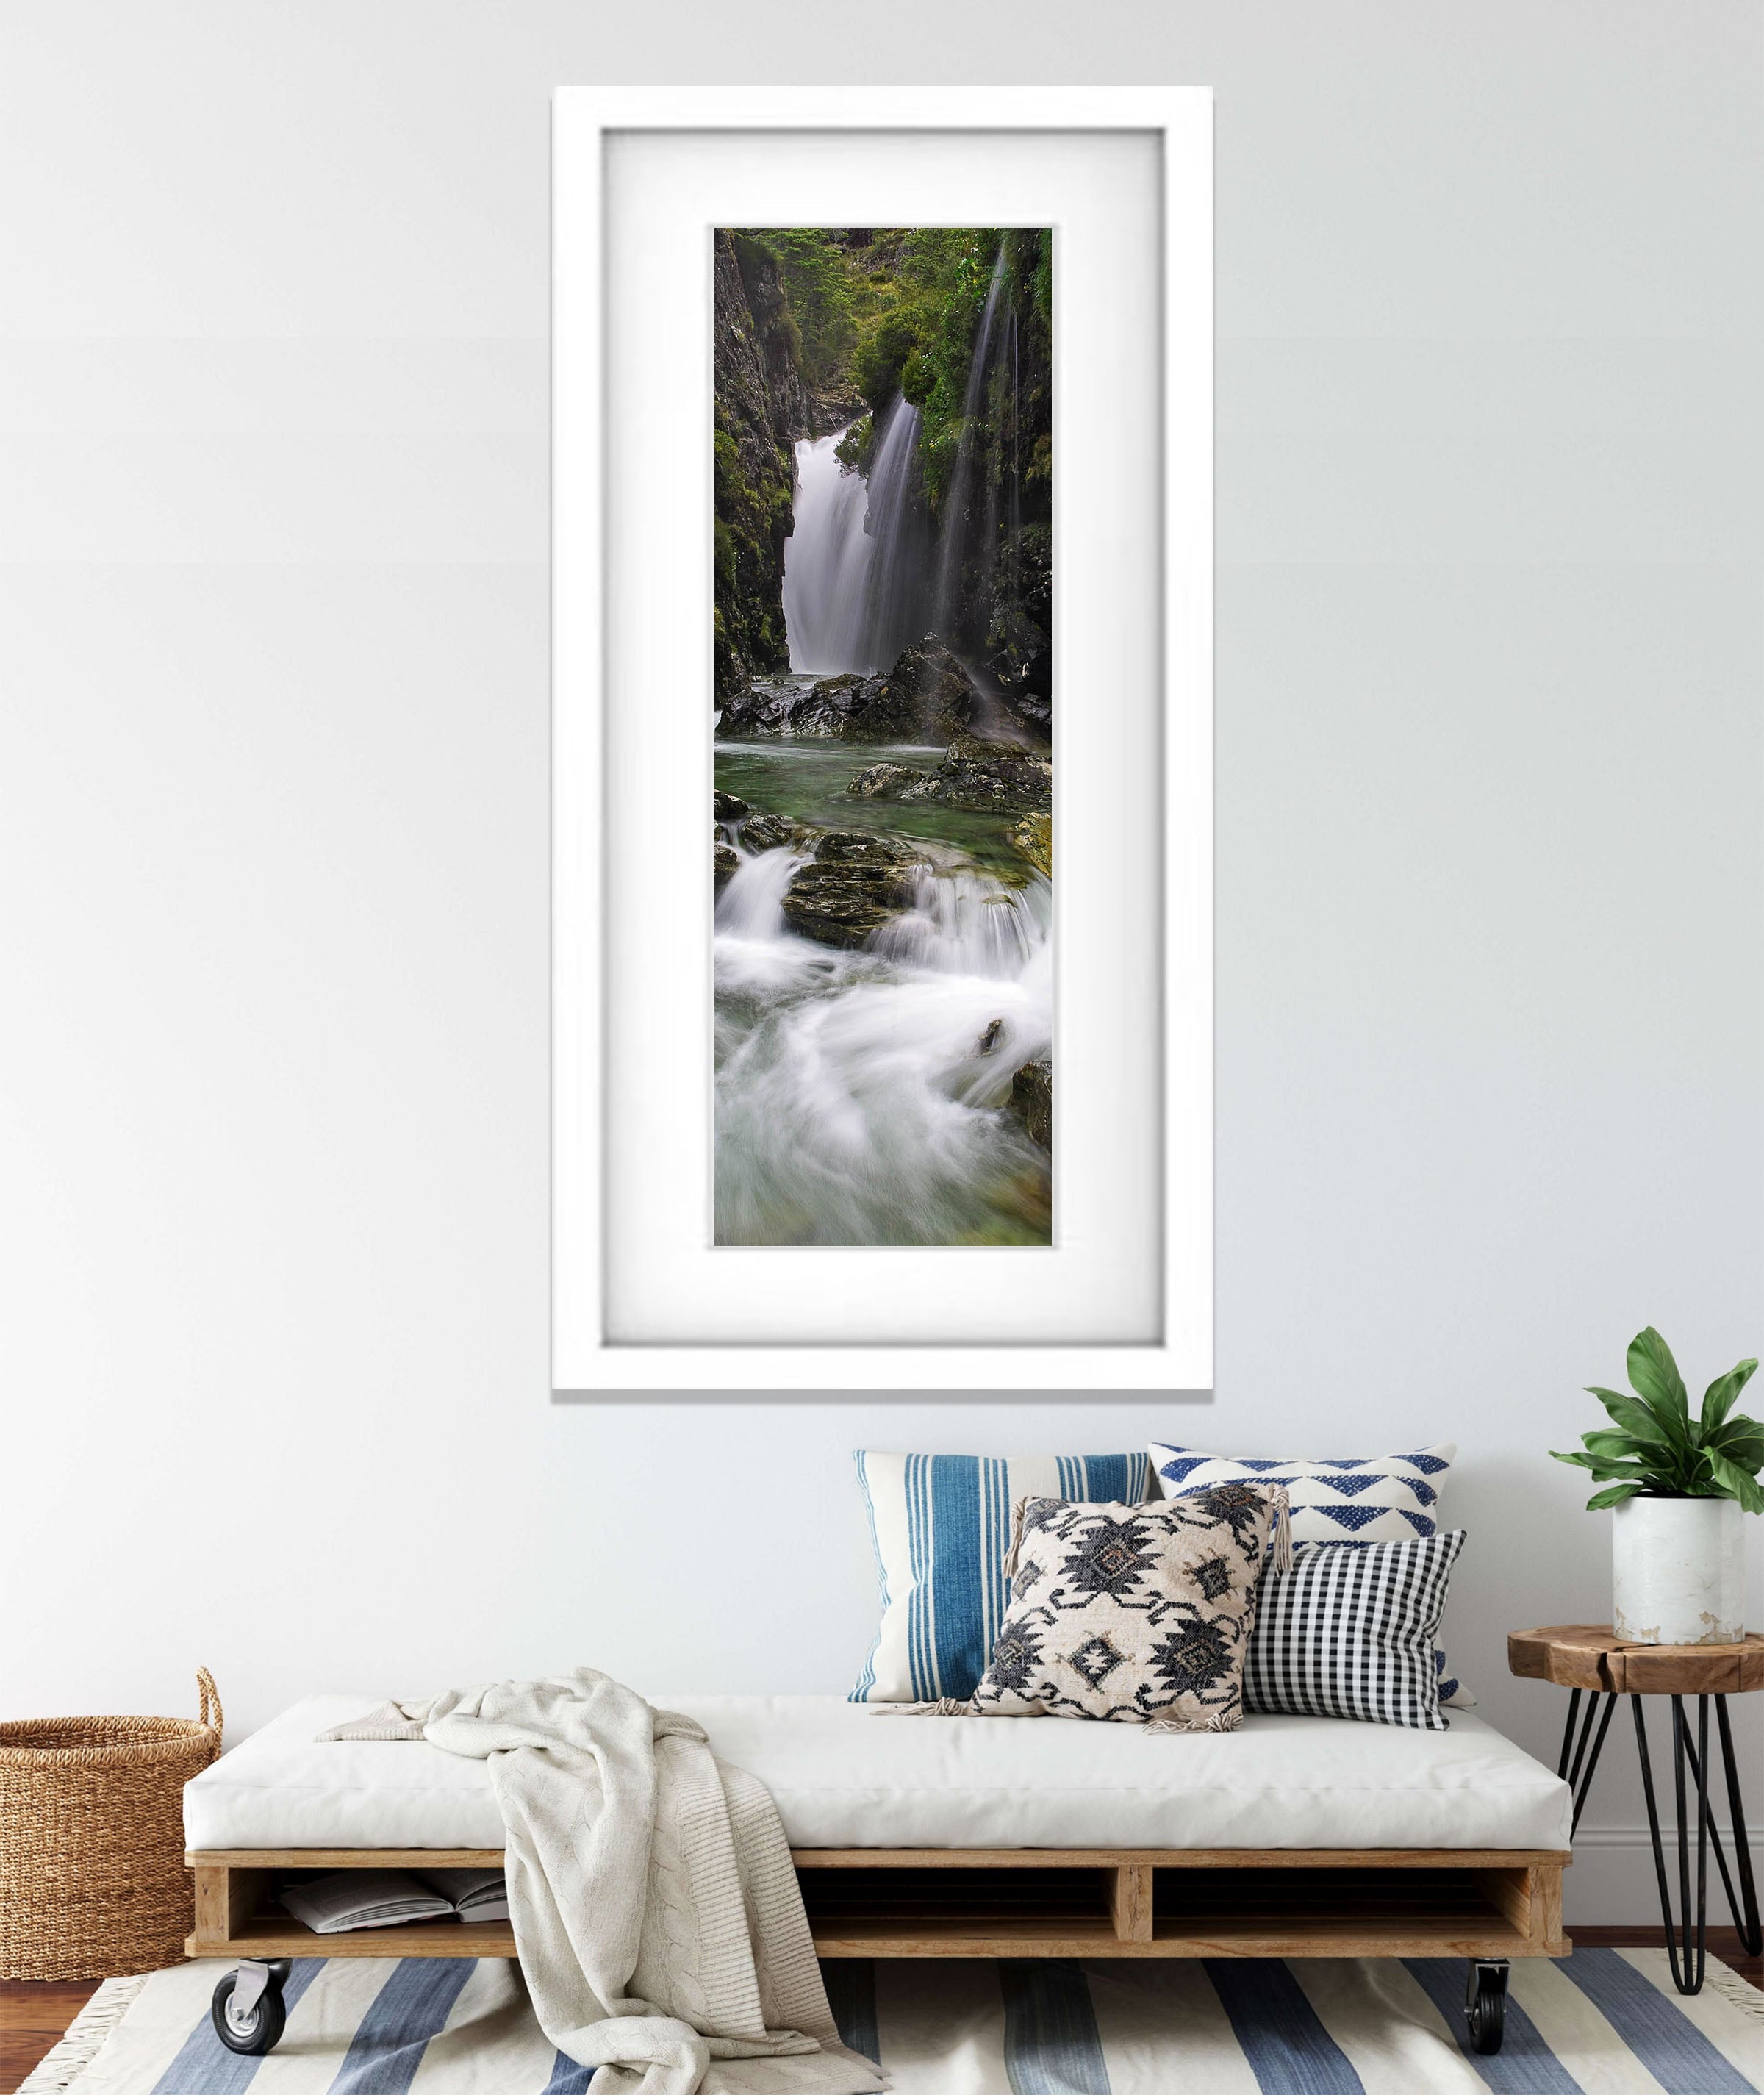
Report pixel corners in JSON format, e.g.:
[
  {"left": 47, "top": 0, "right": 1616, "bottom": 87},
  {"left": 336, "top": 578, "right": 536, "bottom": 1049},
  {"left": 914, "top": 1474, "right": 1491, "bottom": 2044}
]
[{"left": 714, "top": 232, "right": 814, "bottom": 702}]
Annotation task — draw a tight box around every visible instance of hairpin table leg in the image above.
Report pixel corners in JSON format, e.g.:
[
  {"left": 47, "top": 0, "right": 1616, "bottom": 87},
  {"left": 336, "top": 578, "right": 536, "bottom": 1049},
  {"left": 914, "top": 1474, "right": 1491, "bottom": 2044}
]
[
  {"left": 1634, "top": 1692, "right": 1712, "bottom": 1994},
  {"left": 1678, "top": 1694, "right": 1764, "bottom": 1957},
  {"left": 1557, "top": 1686, "right": 1617, "bottom": 1835}
]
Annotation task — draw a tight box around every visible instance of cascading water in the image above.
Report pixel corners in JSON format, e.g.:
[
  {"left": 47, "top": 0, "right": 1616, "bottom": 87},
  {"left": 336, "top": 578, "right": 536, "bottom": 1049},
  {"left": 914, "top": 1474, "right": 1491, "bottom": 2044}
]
[
  {"left": 933, "top": 243, "right": 1010, "bottom": 640},
  {"left": 783, "top": 429, "right": 872, "bottom": 674},
  {"left": 782, "top": 396, "right": 932, "bottom": 676},
  {"left": 715, "top": 845, "right": 1052, "bottom": 1245},
  {"left": 858, "top": 398, "right": 934, "bottom": 670},
  {"left": 716, "top": 841, "right": 803, "bottom": 940}
]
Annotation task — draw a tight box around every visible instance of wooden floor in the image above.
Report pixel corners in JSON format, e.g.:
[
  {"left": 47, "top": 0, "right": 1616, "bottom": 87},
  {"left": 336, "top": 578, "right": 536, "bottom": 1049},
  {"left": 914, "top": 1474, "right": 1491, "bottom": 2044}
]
[
  {"left": 2, "top": 1932, "right": 1759, "bottom": 2093},
  {"left": 1, "top": 1983, "right": 100, "bottom": 2095}
]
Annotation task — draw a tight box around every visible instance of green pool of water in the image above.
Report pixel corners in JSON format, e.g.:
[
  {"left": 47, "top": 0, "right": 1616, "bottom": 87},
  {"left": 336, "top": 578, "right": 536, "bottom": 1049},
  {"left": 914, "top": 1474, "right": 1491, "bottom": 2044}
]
[{"left": 715, "top": 738, "right": 1028, "bottom": 873}]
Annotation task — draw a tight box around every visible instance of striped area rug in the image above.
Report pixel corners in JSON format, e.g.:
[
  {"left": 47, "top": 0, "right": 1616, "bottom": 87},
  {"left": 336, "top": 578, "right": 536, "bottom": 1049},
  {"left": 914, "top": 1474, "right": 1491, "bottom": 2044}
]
[{"left": 26, "top": 1951, "right": 1764, "bottom": 2094}]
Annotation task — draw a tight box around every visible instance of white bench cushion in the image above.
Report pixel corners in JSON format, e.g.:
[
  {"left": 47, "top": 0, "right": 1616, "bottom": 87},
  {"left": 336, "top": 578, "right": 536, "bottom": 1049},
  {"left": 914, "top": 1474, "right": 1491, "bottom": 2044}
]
[{"left": 183, "top": 1693, "right": 1571, "bottom": 1854}]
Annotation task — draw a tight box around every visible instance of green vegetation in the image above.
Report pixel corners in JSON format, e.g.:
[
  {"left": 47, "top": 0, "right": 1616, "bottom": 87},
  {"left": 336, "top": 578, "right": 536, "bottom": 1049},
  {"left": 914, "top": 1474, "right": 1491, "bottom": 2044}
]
[
  {"left": 753, "top": 229, "right": 857, "bottom": 388},
  {"left": 728, "top": 226, "right": 1053, "bottom": 520},
  {"left": 1552, "top": 1327, "right": 1764, "bottom": 1511},
  {"left": 714, "top": 225, "right": 1055, "bottom": 692}
]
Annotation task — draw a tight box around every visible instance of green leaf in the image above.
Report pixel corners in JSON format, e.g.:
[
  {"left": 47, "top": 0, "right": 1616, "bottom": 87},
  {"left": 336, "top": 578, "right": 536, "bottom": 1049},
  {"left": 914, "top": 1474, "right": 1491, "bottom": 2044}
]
[
  {"left": 1582, "top": 1430, "right": 1652, "bottom": 1461},
  {"left": 1552, "top": 1449, "right": 1649, "bottom": 1477},
  {"left": 1705, "top": 1421, "right": 1764, "bottom": 1464},
  {"left": 1587, "top": 1389, "right": 1674, "bottom": 1446},
  {"left": 1586, "top": 1483, "right": 1646, "bottom": 1511},
  {"left": 1706, "top": 1450, "right": 1764, "bottom": 1514},
  {"left": 1627, "top": 1328, "right": 1693, "bottom": 1446},
  {"left": 1702, "top": 1360, "right": 1759, "bottom": 1437}
]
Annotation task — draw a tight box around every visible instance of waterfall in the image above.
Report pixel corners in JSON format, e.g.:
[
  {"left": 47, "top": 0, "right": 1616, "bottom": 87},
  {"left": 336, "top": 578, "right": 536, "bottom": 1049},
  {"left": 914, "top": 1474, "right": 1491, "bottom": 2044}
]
[
  {"left": 858, "top": 397, "right": 934, "bottom": 670},
  {"left": 784, "top": 429, "right": 871, "bottom": 674},
  {"left": 715, "top": 842, "right": 804, "bottom": 939},
  {"left": 782, "top": 396, "right": 933, "bottom": 676},
  {"left": 869, "top": 867, "right": 1051, "bottom": 981},
  {"left": 933, "top": 243, "right": 1010, "bottom": 639}
]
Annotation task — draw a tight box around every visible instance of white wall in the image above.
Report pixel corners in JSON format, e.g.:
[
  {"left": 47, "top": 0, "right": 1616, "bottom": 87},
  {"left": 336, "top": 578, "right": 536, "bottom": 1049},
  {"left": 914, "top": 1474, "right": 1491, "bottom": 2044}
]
[{"left": 1, "top": 3, "right": 1759, "bottom": 1924}]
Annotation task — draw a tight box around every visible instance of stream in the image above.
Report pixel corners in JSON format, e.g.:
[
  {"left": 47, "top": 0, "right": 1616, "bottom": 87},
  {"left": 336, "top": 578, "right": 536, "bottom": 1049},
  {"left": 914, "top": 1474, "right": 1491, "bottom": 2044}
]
[{"left": 714, "top": 814, "right": 1053, "bottom": 1246}]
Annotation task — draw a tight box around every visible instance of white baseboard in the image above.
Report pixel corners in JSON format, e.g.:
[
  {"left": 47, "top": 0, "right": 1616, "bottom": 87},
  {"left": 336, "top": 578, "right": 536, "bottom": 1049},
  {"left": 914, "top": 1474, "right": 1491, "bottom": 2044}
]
[{"left": 1566, "top": 1824, "right": 1763, "bottom": 1927}]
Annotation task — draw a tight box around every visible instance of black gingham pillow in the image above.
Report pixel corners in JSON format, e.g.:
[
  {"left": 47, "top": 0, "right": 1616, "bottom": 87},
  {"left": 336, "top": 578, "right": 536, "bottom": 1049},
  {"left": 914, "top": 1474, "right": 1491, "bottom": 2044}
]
[{"left": 1245, "top": 1530, "right": 1466, "bottom": 1730}]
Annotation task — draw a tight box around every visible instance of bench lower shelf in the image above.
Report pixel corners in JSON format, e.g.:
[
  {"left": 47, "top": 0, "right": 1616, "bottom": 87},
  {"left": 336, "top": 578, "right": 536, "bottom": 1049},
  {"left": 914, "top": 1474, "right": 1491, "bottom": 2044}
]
[{"left": 186, "top": 1846, "right": 1569, "bottom": 1963}]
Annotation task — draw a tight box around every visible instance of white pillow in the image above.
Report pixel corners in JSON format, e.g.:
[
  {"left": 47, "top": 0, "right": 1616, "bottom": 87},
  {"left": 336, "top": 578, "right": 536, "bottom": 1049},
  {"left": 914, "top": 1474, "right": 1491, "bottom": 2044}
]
[{"left": 1149, "top": 1439, "right": 1474, "bottom": 1706}]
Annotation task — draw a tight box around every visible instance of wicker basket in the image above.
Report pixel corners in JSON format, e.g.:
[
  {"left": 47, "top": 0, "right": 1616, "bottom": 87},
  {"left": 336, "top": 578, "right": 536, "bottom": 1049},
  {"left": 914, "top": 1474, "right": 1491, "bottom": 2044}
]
[{"left": 0, "top": 1670, "right": 223, "bottom": 1979}]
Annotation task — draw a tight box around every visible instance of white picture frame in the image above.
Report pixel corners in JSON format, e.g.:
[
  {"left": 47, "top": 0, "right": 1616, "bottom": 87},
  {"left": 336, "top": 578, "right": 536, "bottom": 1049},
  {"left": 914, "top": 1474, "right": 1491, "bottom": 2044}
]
[{"left": 554, "top": 87, "right": 1211, "bottom": 1392}]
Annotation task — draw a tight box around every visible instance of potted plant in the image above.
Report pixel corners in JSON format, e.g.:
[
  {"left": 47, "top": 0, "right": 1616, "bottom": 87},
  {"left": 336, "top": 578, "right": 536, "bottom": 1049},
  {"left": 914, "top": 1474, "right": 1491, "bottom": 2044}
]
[{"left": 1552, "top": 1327, "right": 1763, "bottom": 1646}]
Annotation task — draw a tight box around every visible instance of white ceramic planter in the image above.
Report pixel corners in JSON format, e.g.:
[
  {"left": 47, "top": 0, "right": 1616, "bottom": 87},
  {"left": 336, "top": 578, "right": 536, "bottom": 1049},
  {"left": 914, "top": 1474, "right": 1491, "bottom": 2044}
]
[{"left": 1612, "top": 1495, "right": 1746, "bottom": 1644}]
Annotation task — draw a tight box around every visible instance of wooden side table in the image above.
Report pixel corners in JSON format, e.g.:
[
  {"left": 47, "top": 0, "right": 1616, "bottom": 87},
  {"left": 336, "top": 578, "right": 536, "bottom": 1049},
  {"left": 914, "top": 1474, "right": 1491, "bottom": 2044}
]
[{"left": 1510, "top": 1625, "right": 1764, "bottom": 1994}]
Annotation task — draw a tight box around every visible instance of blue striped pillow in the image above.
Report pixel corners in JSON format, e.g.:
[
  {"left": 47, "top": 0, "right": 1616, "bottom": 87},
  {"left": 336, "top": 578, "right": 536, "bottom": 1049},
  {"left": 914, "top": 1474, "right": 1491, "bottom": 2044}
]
[{"left": 850, "top": 1450, "right": 1151, "bottom": 1703}]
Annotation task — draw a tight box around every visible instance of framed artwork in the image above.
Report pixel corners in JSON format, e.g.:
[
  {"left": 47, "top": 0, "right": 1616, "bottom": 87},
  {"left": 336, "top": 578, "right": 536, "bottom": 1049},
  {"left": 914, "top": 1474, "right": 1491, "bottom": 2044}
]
[{"left": 553, "top": 88, "right": 1211, "bottom": 1391}]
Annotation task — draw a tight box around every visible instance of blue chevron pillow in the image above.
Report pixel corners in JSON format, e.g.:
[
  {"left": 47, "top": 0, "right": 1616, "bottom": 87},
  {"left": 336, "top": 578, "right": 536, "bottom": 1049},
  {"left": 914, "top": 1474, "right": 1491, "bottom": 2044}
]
[{"left": 1148, "top": 1439, "right": 1474, "bottom": 1705}]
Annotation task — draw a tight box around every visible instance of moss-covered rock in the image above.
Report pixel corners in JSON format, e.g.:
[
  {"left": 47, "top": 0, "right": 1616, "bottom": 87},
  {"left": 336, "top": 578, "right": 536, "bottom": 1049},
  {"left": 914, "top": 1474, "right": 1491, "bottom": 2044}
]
[
  {"left": 1009, "top": 1059, "right": 1053, "bottom": 1151},
  {"left": 1008, "top": 811, "right": 1052, "bottom": 877},
  {"left": 780, "top": 830, "right": 927, "bottom": 948}
]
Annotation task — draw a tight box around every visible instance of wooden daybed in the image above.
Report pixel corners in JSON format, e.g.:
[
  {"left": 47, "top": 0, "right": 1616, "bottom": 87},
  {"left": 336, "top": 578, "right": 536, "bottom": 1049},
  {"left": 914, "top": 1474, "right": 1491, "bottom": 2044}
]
[{"left": 183, "top": 1694, "right": 1573, "bottom": 2056}]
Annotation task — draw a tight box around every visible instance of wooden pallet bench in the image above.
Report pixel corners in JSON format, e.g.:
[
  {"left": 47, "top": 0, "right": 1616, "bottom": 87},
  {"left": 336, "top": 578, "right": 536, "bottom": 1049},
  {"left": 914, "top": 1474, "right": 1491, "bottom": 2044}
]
[{"left": 187, "top": 1844, "right": 1569, "bottom": 1964}]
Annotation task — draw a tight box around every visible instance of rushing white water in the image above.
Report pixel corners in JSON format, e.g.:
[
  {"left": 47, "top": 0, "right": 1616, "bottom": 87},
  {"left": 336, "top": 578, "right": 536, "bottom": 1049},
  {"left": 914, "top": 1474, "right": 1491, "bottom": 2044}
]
[
  {"left": 714, "top": 840, "right": 1052, "bottom": 1245},
  {"left": 783, "top": 429, "right": 871, "bottom": 673},
  {"left": 782, "top": 397, "right": 932, "bottom": 676},
  {"left": 716, "top": 840, "right": 803, "bottom": 939},
  {"left": 860, "top": 398, "right": 933, "bottom": 668}
]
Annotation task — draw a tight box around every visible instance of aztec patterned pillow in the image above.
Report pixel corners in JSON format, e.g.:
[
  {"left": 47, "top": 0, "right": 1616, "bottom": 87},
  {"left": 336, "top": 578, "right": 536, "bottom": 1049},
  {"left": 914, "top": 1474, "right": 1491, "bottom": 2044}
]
[
  {"left": 1148, "top": 1439, "right": 1473, "bottom": 1705},
  {"left": 970, "top": 1486, "right": 1289, "bottom": 1730},
  {"left": 1245, "top": 1530, "right": 1467, "bottom": 1730},
  {"left": 850, "top": 1450, "right": 1152, "bottom": 1704}
]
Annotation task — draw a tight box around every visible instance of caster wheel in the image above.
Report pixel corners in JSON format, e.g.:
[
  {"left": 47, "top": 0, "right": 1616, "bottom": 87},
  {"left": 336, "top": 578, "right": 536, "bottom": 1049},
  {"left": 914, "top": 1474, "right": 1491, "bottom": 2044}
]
[
  {"left": 212, "top": 1966, "right": 287, "bottom": 2055},
  {"left": 1465, "top": 1960, "right": 1508, "bottom": 2055}
]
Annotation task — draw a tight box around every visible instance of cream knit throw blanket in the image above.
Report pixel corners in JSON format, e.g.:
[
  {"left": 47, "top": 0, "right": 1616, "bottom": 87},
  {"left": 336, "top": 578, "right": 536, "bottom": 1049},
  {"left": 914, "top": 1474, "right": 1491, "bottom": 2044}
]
[{"left": 318, "top": 1672, "right": 883, "bottom": 2095}]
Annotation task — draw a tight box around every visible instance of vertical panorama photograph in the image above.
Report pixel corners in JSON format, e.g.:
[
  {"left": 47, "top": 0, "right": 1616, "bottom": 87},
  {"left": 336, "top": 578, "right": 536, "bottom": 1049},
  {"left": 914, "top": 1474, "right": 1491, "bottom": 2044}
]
[{"left": 713, "top": 227, "right": 1054, "bottom": 1247}]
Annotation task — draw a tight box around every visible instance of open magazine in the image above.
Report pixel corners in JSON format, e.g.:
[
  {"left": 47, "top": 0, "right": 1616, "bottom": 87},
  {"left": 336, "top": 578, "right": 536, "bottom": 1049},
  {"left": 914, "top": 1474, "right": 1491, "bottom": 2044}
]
[{"left": 279, "top": 1868, "right": 509, "bottom": 1933}]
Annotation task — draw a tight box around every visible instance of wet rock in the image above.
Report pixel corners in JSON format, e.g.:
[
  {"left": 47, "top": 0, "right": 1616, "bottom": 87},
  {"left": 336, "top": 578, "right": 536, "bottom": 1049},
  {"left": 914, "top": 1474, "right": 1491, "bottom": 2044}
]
[
  {"left": 714, "top": 839, "right": 740, "bottom": 892},
  {"left": 847, "top": 761, "right": 928, "bottom": 799},
  {"left": 739, "top": 811, "right": 803, "bottom": 851},
  {"left": 714, "top": 789, "right": 751, "bottom": 824},
  {"left": 1010, "top": 1060, "right": 1053, "bottom": 1151},
  {"left": 720, "top": 639, "right": 982, "bottom": 742},
  {"left": 722, "top": 672, "right": 864, "bottom": 738},
  {"left": 871, "top": 637, "right": 980, "bottom": 740},
  {"left": 808, "top": 382, "right": 867, "bottom": 437},
  {"left": 1008, "top": 812, "right": 1052, "bottom": 878},
  {"left": 781, "top": 830, "right": 926, "bottom": 949},
  {"left": 843, "top": 735, "right": 1052, "bottom": 815},
  {"left": 1000, "top": 648, "right": 1053, "bottom": 737},
  {"left": 932, "top": 734, "right": 1051, "bottom": 812},
  {"left": 978, "top": 1017, "right": 1005, "bottom": 1055}
]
